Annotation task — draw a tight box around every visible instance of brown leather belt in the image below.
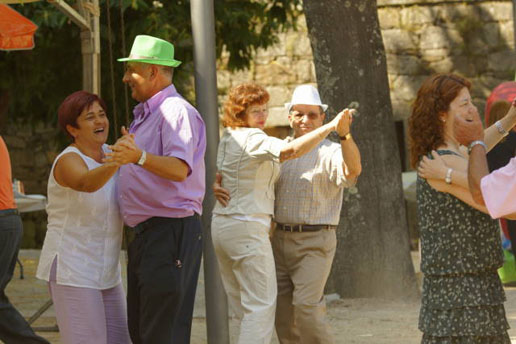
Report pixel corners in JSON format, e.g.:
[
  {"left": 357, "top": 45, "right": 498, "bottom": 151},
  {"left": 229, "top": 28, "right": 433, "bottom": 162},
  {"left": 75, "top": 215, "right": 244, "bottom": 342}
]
[{"left": 276, "top": 223, "right": 337, "bottom": 232}]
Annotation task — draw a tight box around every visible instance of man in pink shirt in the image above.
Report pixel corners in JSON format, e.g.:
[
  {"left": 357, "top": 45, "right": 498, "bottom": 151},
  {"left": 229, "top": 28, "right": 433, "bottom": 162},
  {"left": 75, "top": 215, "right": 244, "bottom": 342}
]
[
  {"left": 107, "top": 35, "right": 206, "bottom": 344},
  {"left": 454, "top": 98, "right": 516, "bottom": 219}
]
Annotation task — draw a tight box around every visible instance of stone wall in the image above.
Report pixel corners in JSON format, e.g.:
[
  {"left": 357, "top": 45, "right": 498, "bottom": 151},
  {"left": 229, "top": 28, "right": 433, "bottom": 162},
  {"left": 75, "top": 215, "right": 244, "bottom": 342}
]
[
  {"left": 3, "top": 122, "right": 61, "bottom": 248},
  {"left": 379, "top": 0, "right": 515, "bottom": 122},
  {"left": 216, "top": 21, "right": 315, "bottom": 129},
  {"left": 217, "top": 0, "right": 515, "bottom": 157},
  {"left": 4, "top": 0, "right": 516, "bottom": 247}
]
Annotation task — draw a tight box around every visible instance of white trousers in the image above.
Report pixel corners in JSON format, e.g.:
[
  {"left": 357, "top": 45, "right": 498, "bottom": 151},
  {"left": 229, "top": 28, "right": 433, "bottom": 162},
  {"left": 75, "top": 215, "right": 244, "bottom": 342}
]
[{"left": 211, "top": 216, "right": 277, "bottom": 344}]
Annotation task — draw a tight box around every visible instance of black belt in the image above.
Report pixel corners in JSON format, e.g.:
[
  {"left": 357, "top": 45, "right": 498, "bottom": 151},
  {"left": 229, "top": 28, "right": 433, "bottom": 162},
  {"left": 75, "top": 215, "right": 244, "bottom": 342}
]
[
  {"left": 0, "top": 209, "right": 19, "bottom": 217},
  {"left": 132, "top": 214, "right": 200, "bottom": 236},
  {"left": 277, "top": 223, "right": 336, "bottom": 232}
]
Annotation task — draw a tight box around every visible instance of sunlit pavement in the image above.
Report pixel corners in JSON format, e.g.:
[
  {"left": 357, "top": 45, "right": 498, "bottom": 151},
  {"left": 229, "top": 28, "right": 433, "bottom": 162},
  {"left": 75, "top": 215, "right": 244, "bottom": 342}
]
[{"left": 6, "top": 250, "right": 516, "bottom": 344}]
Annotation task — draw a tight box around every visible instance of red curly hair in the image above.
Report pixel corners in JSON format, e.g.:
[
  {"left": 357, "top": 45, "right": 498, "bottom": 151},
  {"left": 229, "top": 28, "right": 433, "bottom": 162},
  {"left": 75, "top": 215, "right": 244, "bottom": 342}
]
[
  {"left": 408, "top": 74, "right": 471, "bottom": 168},
  {"left": 222, "top": 83, "right": 269, "bottom": 128}
]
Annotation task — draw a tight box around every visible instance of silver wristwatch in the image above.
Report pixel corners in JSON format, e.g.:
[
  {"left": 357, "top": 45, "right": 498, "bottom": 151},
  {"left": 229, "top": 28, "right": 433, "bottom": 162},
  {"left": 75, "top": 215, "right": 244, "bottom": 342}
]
[{"left": 137, "top": 151, "right": 147, "bottom": 166}]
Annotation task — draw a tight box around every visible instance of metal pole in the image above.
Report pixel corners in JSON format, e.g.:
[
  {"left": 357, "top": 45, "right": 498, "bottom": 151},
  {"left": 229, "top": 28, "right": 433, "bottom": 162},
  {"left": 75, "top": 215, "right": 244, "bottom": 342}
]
[
  {"left": 75, "top": 0, "right": 100, "bottom": 94},
  {"left": 190, "top": 1, "right": 230, "bottom": 343}
]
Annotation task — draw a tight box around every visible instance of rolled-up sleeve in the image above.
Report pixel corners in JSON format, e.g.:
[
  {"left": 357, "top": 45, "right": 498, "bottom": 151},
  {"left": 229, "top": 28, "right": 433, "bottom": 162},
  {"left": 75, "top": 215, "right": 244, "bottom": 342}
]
[
  {"left": 246, "top": 131, "right": 286, "bottom": 162},
  {"left": 481, "top": 157, "right": 516, "bottom": 219}
]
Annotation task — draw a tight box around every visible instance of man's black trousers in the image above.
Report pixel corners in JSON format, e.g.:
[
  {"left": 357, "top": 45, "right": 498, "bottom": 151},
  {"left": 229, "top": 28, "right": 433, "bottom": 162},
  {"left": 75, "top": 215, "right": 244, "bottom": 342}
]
[{"left": 127, "top": 215, "right": 203, "bottom": 344}]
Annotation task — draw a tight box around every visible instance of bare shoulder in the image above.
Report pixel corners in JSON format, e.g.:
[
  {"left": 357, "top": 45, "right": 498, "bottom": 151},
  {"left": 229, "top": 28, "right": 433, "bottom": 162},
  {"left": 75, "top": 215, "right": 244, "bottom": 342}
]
[
  {"left": 54, "top": 151, "right": 88, "bottom": 184},
  {"left": 55, "top": 151, "right": 86, "bottom": 169}
]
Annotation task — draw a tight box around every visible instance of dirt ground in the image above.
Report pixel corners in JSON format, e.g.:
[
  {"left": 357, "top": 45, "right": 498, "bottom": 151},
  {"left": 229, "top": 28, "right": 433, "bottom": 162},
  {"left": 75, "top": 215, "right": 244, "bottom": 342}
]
[{"left": 6, "top": 250, "right": 516, "bottom": 344}]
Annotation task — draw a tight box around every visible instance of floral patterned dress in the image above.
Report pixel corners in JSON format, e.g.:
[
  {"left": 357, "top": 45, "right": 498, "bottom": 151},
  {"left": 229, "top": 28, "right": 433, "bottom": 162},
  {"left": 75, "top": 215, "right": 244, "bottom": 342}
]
[{"left": 417, "top": 150, "right": 510, "bottom": 344}]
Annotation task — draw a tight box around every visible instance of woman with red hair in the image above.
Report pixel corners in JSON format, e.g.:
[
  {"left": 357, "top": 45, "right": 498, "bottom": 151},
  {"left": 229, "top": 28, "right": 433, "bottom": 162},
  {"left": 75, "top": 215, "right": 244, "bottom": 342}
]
[
  {"left": 36, "top": 91, "right": 131, "bottom": 344},
  {"left": 411, "top": 74, "right": 516, "bottom": 343},
  {"left": 211, "top": 83, "right": 351, "bottom": 343}
]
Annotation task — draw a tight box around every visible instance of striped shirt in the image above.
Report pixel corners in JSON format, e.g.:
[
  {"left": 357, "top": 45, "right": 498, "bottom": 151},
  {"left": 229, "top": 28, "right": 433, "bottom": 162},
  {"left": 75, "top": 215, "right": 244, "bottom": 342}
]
[{"left": 274, "top": 138, "right": 348, "bottom": 226}]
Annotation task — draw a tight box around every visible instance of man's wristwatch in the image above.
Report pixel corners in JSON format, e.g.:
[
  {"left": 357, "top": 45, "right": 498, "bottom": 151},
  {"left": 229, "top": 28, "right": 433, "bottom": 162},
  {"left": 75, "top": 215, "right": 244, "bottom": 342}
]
[
  {"left": 467, "top": 140, "right": 487, "bottom": 155},
  {"left": 339, "top": 132, "right": 352, "bottom": 141},
  {"left": 137, "top": 151, "right": 147, "bottom": 166}
]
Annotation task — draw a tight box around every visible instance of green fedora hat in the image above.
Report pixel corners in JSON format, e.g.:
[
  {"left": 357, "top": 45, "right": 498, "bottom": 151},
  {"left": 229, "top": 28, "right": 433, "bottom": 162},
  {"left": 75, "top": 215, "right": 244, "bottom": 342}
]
[{"left": 118, "top": 35, "right": 181, "bottom": 67}]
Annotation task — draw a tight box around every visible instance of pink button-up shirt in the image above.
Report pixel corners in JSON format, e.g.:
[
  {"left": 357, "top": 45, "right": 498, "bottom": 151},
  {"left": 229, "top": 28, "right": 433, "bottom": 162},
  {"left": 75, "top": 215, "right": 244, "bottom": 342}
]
[
  {"left": 118, "top": 84, "right": 206, "bottom": 227},
  {"left": 481, "top": 157, "right": 516, "bottom": 219}
]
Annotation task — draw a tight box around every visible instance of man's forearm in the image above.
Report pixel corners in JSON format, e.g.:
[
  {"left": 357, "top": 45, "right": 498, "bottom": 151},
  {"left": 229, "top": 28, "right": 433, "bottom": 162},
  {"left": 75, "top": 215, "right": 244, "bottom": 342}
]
[
  {"left": 468, "top": 145, "right": 490, "bottom": 205},
  {"left": 142, "top": 153, "right": 189, "bottom": 181},
  {"left": 341, "top": 138, "right": 362, "bottom": 182}
]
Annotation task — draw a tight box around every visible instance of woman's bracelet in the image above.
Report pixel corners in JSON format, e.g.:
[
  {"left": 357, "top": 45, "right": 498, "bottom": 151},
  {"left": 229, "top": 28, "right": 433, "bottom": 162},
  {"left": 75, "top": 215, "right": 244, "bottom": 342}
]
[
  {"left": 495, "top": 120, "right": 508, "bottom": 137},
  {"left": 467, "top": 140, "right": 487, "bottom": 154}
]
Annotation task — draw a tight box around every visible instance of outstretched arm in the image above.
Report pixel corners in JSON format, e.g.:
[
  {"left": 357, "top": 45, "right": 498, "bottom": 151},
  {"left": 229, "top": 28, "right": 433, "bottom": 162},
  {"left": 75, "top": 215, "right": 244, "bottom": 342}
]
[
  {"left": 484, "top": 103, "right": 516, "bottom": 151},
  {"left": 335, "top": 109, "right": 361, "bottom": 185},
  {"left": 280, "top": 110, "right": 354, "bottom": 162},
  {"left": 54, "top": 153, "right": 120, "bottom": 193}
]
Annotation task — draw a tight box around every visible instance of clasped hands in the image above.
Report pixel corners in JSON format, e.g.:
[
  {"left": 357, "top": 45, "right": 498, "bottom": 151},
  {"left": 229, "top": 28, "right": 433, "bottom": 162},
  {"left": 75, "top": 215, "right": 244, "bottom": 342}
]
[
  {"left": 103, "top": 126, "right": 143, "bottom": 166},
  {"left": 333, "top": 108, "right": 355, "bottom": 137}
]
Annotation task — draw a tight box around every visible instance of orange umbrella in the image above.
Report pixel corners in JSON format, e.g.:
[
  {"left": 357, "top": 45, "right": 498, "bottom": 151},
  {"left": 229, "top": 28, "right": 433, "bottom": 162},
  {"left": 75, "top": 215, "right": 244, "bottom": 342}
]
[{"left": 0, "top": 4, "right": 38, "bottom": 51}]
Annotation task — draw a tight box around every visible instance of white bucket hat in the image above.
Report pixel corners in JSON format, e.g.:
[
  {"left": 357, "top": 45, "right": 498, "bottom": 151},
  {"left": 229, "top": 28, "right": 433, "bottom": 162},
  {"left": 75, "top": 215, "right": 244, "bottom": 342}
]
[{"left": 284, "top": 84, "right": 328, "bottom": 112}]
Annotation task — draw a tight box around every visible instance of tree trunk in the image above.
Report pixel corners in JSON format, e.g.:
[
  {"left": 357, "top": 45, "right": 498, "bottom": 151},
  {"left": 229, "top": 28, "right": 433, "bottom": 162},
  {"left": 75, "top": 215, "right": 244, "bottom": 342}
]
[{"left": 303, "top": 0, "right": 419, "bottom": 299}]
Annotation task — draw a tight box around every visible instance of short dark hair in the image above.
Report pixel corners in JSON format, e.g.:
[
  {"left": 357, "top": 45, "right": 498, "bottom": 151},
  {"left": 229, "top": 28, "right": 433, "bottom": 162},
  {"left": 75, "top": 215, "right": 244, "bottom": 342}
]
[{"left": 58, "top": 91, "right": 107, "bottom": 141}]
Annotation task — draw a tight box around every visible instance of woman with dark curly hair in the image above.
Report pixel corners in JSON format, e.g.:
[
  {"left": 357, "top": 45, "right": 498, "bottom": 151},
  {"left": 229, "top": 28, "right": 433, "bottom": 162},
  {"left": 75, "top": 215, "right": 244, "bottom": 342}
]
[
  {"left": 211, "top": 83, "right": 351, "bottom": 343},
  {"left": 410, "top": 73, "right": 516, "bottom": 343}
]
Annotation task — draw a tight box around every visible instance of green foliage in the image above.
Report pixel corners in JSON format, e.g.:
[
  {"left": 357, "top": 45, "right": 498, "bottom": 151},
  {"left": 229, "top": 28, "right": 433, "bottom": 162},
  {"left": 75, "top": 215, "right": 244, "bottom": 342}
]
[
  {"left": 0, "top": 0, "right": 301, "bottom": 141},
  {"left": 0, "top": 3, "right": 81, "bottom": 129}
]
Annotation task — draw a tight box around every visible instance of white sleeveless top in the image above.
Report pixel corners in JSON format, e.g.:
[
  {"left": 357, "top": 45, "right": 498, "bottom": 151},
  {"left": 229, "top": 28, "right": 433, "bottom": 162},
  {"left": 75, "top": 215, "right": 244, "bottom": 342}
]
[{"left": 36, "top": 145, "right": 123, "bottom": 289}]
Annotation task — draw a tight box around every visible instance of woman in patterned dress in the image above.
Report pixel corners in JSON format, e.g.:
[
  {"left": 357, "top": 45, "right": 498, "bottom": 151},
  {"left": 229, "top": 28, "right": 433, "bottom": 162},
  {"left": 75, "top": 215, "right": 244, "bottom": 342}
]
[{"left": 409, "top": 73, "right": 516, "bottom": 343}]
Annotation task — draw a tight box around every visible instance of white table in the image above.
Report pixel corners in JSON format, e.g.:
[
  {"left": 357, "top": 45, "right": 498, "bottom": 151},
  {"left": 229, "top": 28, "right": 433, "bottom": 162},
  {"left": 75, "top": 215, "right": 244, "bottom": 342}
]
[
  {"left": 13, "top": 192, "right": 46, "bottom": 279},
  {"left": 13, "top": 192, "right": 54, "bottom": 330},
  {"left": 14, "top": 192, "right": 47, "bottom": 213}
]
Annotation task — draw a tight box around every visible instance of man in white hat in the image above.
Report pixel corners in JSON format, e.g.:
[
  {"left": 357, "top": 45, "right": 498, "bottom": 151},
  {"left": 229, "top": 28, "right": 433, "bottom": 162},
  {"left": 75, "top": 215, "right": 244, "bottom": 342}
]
[{"left": 215, "top": 84, "right": 361, "bottom": 343}]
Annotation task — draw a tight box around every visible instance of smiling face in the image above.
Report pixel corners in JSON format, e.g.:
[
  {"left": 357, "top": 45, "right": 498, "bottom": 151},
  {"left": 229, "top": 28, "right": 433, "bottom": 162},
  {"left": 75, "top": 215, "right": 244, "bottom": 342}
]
[
  {"left": 243, "top": 103, "right": 268, "bottom": 129},
  {"left": 441, "top": 87, "right": 479, "bottom": 137},
  {"left": 66, "top": 101, "right": 109, "bottom": 145},
  {"left": 288, "top": 104, "right": 325, "bottom": 138},
  {"left": 122, "top": 62, "right": 155, "bottom": 103}
]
